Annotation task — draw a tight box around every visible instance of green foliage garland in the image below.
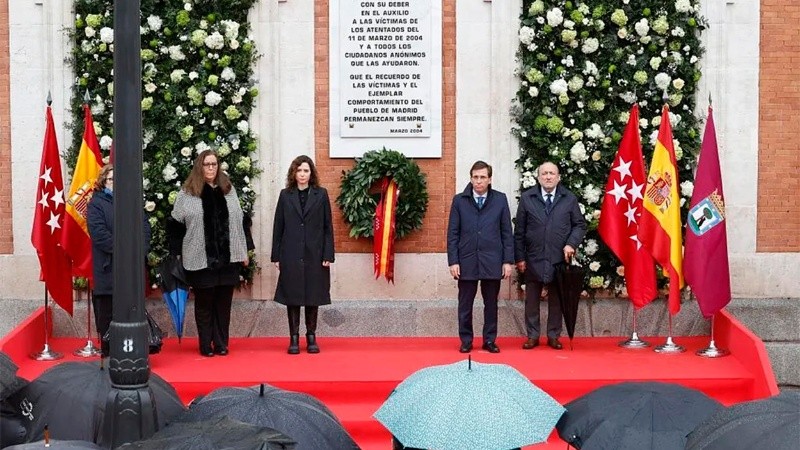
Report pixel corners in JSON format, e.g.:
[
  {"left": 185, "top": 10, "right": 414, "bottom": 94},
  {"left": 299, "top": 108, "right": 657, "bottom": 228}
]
[
  {"left": 337, "top": 149, "right": 429, "bottom": 239},
  {"left": 513, "top": 0, "right": 706, "bottom": 295},
  {"left": 69, "top": 0, "right": 261, "bottom": 285}
]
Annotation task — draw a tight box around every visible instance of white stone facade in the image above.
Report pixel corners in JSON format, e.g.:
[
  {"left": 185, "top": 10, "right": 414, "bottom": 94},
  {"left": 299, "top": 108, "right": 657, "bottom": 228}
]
[{"left": 2, "top": 0, "right": 797, "bottom": 301}]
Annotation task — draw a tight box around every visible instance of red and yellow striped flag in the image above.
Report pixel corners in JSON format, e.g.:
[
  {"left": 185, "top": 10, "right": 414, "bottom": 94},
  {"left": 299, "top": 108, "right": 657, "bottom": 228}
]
[
  {"left": 373, "top": 178, "right": 398, "bottom": 283},
  {"left": 638, "top": 105, "right": 684, "bottom": 314},
  {"left": 62, "top": 104, "right": 103, "bottom": 278}
]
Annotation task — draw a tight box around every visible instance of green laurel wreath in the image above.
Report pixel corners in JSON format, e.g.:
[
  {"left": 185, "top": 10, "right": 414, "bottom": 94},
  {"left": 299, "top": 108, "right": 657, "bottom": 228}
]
[{"left": 337, "top": 148, "right": 429, "bottom": 239}]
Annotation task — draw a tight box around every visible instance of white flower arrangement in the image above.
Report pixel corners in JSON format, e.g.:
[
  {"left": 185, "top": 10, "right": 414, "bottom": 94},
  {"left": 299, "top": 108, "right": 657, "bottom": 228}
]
[
  {"left": 513, "top": 0, "right": 706, "bottom": 294},
  {"left": 70, "top": 0, "right": 262, "bottom": 283}
]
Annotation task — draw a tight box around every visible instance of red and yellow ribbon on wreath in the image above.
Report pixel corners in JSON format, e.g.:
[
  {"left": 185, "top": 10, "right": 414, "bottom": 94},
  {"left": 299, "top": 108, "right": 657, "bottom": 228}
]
[{"left": 373, "top": 177, "right": 399, "bottom": 283}]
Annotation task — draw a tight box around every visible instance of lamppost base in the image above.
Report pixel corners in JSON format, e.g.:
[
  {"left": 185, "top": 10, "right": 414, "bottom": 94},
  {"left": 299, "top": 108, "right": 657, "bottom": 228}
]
[{"left": 101, "top": 386, "right": 158, "bottom": 448}]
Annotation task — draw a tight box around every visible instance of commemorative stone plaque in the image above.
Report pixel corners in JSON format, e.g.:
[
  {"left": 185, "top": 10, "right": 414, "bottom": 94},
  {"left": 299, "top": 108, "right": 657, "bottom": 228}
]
[{"left": 330, "top": 0, "right": 442, "bottom": 157}]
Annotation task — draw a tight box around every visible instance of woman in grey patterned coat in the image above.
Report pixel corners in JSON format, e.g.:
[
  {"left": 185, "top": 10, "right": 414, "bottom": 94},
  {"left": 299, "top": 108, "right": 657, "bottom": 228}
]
[{"left": 170, "top": 150, "right": 252, "bottom": 357}]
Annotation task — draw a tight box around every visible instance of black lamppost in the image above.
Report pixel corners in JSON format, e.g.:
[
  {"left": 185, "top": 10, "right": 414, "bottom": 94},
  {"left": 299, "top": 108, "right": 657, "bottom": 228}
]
[{"left": 100, "top": 0, "right": 158, "bottom": 447}]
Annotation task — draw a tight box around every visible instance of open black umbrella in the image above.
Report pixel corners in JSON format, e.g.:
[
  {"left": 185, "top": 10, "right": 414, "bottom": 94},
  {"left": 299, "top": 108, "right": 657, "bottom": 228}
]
[
  {"left": 5, "top": 361, "right": 185, "bottom": 444},
  {"left": 552, "top": 263, "right": 585, "bottom": 349},
  {"left": 176, "top": 384, "right": 358, "bottom": 450},
  {"left": 685, "top": 391, "right": 800, "bottom": 450},
  {"left": 4, "top": 438, "right": 104, "bottom": 449},
  {"left": 119, "top": 416, "right": 295, "bottom": 450},
  {"left": 0, "top": 351, "right": 27, "bottom": 400},
  {"left": 1, "top": 399, "right": 28, "bottom": 448},
  {"left": 556, "top": 381, "right": 723, "bottom": 450},
  {"left": 158, "top": 255, "right": 189, "bottom": 342}
]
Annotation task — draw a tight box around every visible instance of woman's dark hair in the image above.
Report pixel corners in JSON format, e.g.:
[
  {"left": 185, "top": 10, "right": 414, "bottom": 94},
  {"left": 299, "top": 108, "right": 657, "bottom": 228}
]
[
  {"left": 95, "top": 164, "right": 114, "bottom": 191},
  {"left": 285, "top": 155, "right": 320, "bottom": 189},
  {"left": 183, "top": 150, "right": 232, "bottom": 196}
]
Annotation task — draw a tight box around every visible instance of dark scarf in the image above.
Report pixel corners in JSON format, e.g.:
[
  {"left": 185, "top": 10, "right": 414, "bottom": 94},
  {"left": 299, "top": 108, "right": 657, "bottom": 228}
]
[{"left": 201, "top": 183, "right": 230, "bottom": 268}]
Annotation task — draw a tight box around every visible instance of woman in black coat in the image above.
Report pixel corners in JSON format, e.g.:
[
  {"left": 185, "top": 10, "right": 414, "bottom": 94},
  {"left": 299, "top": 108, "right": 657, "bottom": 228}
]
[
  {"left": 272, "top": 155, "right": 335, "bottom": 354},
  {"left": 87, "top": 164, "right": 151, "bottom": 356}
]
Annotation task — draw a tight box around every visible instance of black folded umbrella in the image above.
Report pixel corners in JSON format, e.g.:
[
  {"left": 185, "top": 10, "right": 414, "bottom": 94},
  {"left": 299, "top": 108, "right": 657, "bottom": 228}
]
[
  {"left": 118, "top": 416, "right": 296, "bottom": 450},
  {"left": 552, "top": 263, "right": 585, "bottom": 349},
  {"left": 685, "top": 391, "right": 800, "bottom": 450}
]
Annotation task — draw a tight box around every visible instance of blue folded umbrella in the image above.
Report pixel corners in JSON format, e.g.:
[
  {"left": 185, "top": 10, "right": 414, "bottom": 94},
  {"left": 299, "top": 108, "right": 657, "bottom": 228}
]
[{"left": 158, "top": 255, "right": 189, "bottom": 342}]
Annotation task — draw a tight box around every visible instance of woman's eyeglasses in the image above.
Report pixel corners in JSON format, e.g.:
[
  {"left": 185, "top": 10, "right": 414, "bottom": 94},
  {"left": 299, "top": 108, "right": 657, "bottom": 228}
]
[{"left": 202, "top": 162, "right": 218, "bottom": 167}]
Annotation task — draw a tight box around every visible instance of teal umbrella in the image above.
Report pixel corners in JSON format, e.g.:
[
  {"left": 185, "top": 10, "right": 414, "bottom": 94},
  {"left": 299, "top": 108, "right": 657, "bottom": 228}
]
[{"left": 374, "top": 359, "right": 564, "bottom": 450}]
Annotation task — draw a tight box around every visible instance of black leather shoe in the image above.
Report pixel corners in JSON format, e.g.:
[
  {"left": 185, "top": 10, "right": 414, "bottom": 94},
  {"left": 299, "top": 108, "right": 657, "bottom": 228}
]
[
  {"left": 200, "top": 351, "right": 214, "bottom": 357},
  {"left": 459, "top": 343, "right": 472, "bottom": 353},
  {"left": 547, "top": 337, "right": 563, "bottom": 350},
  {"left": 522, "top": 338, "right": 539, "bottom": 350},
  {"left": 214, "top": 348, "right": 228, "bottom": 356},
  {"left": 482, "top": 342, "right": 500, "bottom": 353}
]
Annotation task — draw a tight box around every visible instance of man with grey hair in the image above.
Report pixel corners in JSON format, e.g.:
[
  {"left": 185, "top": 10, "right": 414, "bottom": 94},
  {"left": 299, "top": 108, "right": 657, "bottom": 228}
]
[{"left": 514, "top": 161, "right": 586, "bottom": 350}]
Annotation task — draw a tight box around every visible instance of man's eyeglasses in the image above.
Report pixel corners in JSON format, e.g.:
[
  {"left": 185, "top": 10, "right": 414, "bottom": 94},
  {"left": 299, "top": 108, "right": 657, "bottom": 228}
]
[{"left": 203, "top": 162, "right": 218, "bottom": 167}]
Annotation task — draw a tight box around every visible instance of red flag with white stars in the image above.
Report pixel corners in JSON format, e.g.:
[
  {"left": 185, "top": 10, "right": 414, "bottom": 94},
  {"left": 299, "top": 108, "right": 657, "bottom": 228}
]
[
  {"left": 598, "top": 104, "right": 658, "bottom": 308},
  {"left": 31, "top": 105, "right": 74, "bottom": 315}
]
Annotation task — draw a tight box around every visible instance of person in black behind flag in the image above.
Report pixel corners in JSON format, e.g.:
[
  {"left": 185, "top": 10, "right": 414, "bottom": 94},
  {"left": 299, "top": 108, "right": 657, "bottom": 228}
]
[{"left": 87, "top": 164, "right": 151, "bottom": 357}]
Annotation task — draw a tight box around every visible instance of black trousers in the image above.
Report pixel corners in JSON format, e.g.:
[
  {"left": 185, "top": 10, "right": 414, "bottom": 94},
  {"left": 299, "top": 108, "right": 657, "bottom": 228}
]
[
  {"left": 92, "top": 293, "right": 112, "bottom": 356},
  {"left": 457, "top": 279, "right": 500, "bottom": 345},
  {"left": 524, "top": 278, "right": 563, "bottom": 339},
  {"left": 193, "top": 285, "right": 234, "bottom": 353}
]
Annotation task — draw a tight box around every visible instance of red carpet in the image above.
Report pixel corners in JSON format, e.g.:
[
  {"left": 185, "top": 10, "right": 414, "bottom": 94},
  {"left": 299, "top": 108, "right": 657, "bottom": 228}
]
[{"left": 2, "top": 310, "right": 778, "bottom": 450}]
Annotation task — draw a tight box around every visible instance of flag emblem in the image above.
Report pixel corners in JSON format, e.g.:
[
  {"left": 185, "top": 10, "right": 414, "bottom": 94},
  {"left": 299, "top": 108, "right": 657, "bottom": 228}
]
[
  {"left": 688, "top": 190, "right": 725, "bottom": 236},
  {"left": 645, "top": 170, "right": 675, "bottom": 212},
  {"left": 66, "top": 181, "right": 94, "bottom": 220}
]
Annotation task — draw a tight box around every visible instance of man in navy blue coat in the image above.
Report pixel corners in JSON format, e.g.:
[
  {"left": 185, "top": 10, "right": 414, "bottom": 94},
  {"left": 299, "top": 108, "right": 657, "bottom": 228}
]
[
  {"left": 514, "top": 161, "right": 586, "bottom": 350},
  {"left": 447, "top": 161, "right": 514, "bottom": 353}
]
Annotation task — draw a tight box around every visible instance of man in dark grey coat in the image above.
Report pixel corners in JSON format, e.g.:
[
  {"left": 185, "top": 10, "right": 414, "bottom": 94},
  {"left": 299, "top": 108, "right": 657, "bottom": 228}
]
[
  {"left": 447, "top": 161, "right": 514, "bottom": 353},
  {"left": 514, "top": 161, "right": 586, "bottom": 350}
]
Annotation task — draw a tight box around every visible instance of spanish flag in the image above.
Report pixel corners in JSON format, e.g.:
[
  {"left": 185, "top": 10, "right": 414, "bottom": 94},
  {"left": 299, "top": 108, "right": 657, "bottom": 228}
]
[
  {"left": 62, "top": 104, "right": 103, "bottom": 278},
  {"left": 638, "top": 105, "right": 684, "bottom": 314},
  {"left": 373, "top": 177, "right": 398, "bottom": 283}
]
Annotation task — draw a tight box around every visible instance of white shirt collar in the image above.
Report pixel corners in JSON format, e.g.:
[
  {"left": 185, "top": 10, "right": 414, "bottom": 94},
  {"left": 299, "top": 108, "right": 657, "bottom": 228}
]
[{"left": 540, "top": 186, "right": 557, "bottom": 199}]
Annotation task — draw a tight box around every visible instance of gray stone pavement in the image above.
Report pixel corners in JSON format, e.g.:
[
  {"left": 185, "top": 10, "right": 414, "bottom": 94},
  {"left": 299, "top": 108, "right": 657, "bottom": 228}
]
[{"left": 1, "top": 296, "right": 797, "bottom": 389}]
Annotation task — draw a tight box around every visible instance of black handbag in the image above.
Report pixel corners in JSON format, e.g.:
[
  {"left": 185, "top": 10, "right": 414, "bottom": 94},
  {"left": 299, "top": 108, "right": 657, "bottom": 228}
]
[
  {"left": 145, "top": 309, "right": 164, "bottom": 354},
  {"left": 102, "top": 309, "right": 165, "bottom": 355}
]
